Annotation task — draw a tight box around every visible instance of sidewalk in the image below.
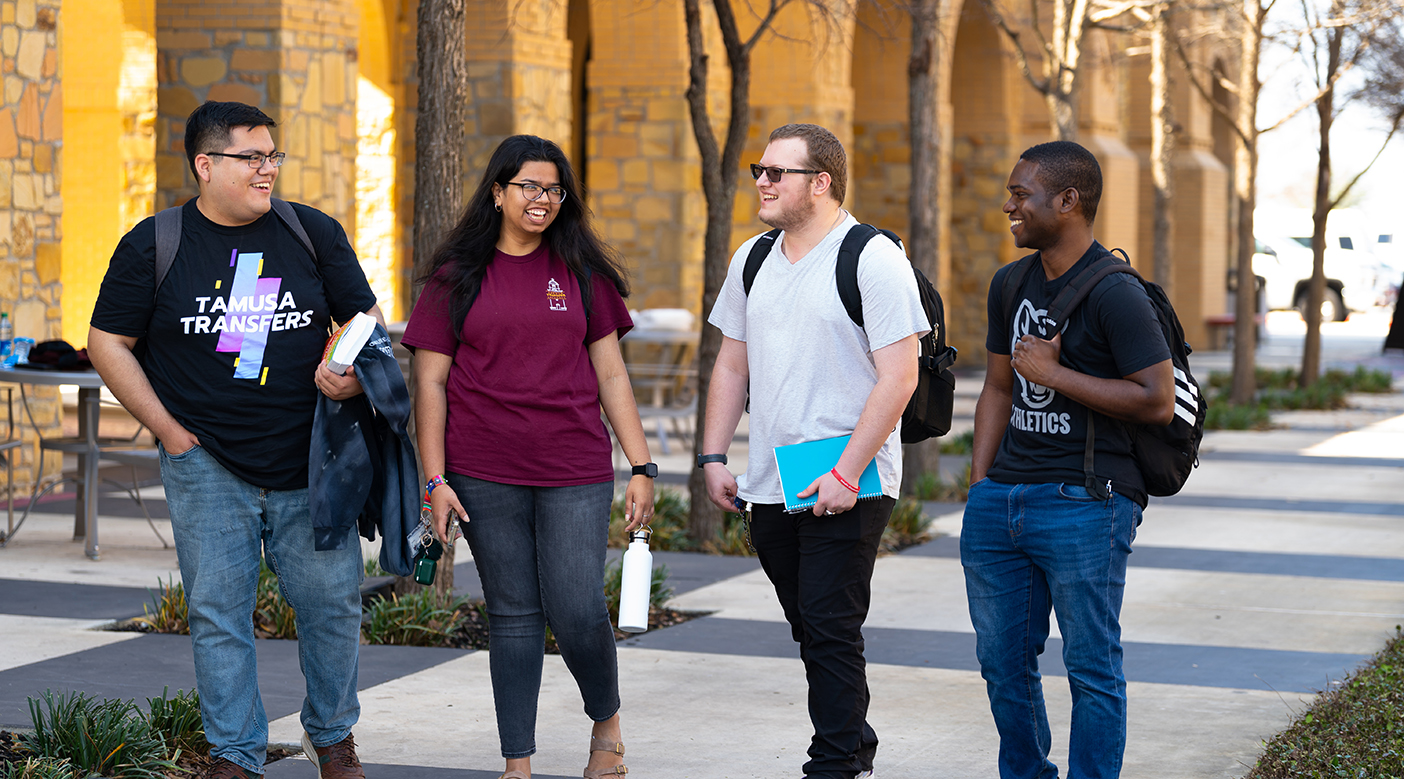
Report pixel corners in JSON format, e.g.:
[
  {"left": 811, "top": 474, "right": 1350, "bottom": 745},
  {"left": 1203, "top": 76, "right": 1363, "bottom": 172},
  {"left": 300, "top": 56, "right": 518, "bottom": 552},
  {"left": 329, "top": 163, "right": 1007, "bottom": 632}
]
[{"left": 2, "top": 311, "right": 1403, "bottom": 777}]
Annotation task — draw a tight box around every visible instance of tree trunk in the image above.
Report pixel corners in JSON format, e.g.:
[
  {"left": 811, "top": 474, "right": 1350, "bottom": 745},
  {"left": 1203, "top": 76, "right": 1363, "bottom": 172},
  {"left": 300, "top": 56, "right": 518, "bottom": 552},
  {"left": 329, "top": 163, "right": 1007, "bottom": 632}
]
[
  {"left": 1149, "top": 5, "right": 1176, "bottom": 294},
  {"left": 1302, "top": 21, "right": 1343, "bottom": 388},
  {"left": 1229, "top": 0, "right": 1264, "bottom": 406},
  {"left": 683, "top": 0, "right": 753, "bottom": 546},
  {"left": 902, "top": 0, "right": 944, "bottom": 495},
  {"left": 412, "top": 0, "right": 467, "bottom": 596}
]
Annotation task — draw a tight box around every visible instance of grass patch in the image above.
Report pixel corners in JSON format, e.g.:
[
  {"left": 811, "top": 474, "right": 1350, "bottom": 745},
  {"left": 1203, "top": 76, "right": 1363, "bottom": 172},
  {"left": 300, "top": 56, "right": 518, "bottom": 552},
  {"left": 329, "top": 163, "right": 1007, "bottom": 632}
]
[{"left": 1247, "top": 627, "right": 1404, "bottom": 777}]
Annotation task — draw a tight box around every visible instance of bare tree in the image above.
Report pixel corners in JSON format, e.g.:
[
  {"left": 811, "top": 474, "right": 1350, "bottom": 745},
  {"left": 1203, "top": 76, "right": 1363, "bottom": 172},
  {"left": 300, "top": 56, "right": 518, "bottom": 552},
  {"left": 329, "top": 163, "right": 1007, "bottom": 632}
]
[
  {"left": 1361, "top": 12, "right": 1404, "bottom": 350},
  {"left": 1293, "top": 0, "right": 1400, "bottom": 385},
  {"left": 902, "top": 0, "right": 947, "bottom": 493},
  {"left": 977, "top": 0, "right": 1131, "bottom": 139},
  {"left": 412, "top": 0, "right": 467, "bottom": 595},
  {"left": 1145, "top": 3, "right": 1178, "bottom": 294}
]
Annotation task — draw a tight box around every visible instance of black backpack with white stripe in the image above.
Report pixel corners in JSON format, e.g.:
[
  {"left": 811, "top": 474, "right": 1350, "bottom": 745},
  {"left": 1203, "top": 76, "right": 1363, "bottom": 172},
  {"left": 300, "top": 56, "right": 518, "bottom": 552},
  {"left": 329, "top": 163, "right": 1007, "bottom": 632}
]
[{"left": 1001, "top": 248, "right": 1204, "bottom": 497}]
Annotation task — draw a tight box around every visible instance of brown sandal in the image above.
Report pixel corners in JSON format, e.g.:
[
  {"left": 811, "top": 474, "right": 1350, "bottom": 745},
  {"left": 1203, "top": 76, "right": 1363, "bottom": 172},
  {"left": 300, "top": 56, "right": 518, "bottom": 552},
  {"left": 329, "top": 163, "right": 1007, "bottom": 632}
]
[{"left": 584, "top": 735, "right": 627, "bottom": 777}]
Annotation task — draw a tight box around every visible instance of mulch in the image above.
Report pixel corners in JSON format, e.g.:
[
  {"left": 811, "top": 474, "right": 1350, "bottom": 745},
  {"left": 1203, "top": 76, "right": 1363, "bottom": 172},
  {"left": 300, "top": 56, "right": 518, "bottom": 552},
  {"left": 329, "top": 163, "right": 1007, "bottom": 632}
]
[{"left": 447, "top": 604, "right": 704, "bottom": 652}]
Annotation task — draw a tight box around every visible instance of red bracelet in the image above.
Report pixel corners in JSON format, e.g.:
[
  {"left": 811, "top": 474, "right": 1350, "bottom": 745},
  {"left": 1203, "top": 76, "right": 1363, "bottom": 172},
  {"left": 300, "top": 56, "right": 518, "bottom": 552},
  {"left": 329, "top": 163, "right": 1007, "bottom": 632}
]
[{"left": 830, "top": 467, "right": 860, "bottom": 493}]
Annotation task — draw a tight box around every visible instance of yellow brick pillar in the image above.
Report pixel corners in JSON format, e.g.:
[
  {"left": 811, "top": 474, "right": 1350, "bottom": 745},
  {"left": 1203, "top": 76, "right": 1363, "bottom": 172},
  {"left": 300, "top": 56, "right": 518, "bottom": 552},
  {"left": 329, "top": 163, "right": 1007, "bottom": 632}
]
[
  {"left": 1129, "top": 39, "right": 1230, "bottom": 351},
  {"left": 155, "top": 0, "right": 359, "bottom": 233},
  {"left": 734, "top": 4, "right": 857, "bottom": 242},
  {"left": 586, "top": 0, "right": 702, "bottom": 313},
  {"left": 463, "top": 0, "right": 572, "bottom": 175},
  {"left": 1078, "top": 30, "right": 1140, "bottom": 264},
  {"left": 0, "top": 0, "right": 65, "bottom": 489},
  {"left": 947, "top": 0, "right": 1023, "bottom": 356},
  {"left": 852, "top": 2, "right": 911, "bottom": 238}
]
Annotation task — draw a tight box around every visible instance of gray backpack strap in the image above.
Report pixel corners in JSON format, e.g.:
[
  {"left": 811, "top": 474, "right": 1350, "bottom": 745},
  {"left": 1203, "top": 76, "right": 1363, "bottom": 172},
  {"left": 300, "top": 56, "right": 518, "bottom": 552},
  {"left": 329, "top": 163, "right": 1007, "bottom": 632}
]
[
  {"left": 270, "top": 198, "right": 317, "bottom": 261},
  {"left": 153, "top": 205, "right": 184, "bottom": 300}
]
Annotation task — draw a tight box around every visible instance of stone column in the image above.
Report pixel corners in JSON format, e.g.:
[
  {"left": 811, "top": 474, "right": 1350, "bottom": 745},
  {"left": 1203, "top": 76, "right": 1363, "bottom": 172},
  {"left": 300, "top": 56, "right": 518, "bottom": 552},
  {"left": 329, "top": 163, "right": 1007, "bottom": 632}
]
[
  {"left": 586, "top": 0, "right": 702, "bottom": 312},
  {"left": 852, "top": 3, "right": 910, "bottom": 237},
  {"left": 1, "top": 0, "right": 64, "bottom": 488},
  {"left": 737, "top": 4, "right": 857, "bottom": 241},
  {"left": 462, "top": 0, "right": 572, "bottom": 175},
  {"left": 1129, "top": 37, "right": 1230, "bottom": 351},
  {"left": 1078, "top": 29, "right": 1140, "bottom": 261},
  {"left": 155, "top": 0, "right": 359, "bottom": 231}
]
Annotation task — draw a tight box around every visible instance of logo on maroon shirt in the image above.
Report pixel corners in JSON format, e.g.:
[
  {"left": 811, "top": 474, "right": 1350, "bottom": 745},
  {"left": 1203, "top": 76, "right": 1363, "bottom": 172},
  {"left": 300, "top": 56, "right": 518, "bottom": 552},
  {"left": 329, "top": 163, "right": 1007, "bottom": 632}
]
[{"left": 546, "top": 278, "right": 568, "bottom": 311}]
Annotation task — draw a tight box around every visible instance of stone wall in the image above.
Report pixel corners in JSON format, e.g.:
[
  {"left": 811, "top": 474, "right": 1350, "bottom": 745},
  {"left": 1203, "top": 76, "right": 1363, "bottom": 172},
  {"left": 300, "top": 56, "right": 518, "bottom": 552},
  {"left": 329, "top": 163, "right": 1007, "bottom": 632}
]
[
  {"left": 155, "top": 0, "right": 359, "bottom": 234},
  {"left": 1, "top": 0, "right": 64, "bottom": 489}
]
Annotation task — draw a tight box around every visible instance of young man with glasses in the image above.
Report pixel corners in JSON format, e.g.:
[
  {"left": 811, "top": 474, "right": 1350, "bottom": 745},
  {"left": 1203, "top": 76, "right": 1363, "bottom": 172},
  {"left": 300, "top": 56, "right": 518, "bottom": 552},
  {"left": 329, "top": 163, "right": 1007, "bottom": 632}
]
[
  {"left": 700, "top": 123, "right": 928, "bottom": 779},
  {"left": 89, "top": 101, "right": 383, "bottom": 779}
]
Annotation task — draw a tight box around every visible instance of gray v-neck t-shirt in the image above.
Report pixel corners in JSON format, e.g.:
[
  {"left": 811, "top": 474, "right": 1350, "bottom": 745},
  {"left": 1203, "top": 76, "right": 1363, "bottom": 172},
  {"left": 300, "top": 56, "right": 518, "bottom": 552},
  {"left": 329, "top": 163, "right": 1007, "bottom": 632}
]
[{"left": 708, "top": 214, "right": 930, "bottom": 503}]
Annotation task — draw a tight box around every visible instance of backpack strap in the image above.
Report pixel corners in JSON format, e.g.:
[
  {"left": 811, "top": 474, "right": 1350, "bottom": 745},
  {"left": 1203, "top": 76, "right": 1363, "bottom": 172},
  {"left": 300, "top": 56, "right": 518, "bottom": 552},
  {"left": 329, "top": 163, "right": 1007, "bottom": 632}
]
[
  {"left": 269, "top": 198, "right": 317, "bottom": 262},
  {"left": 152, "top": 198, "right": 317, "bottom": 301},
  {"left": 836, "top": 224, "right": 877, "bottom": 326},
  {"left": 742, "top": 229, "right": 782, "bottom": 296},
  {"left": 154, "top": 205, "right": 183, "bottom": 299},
  {"left": 999, "top": 255, "right": 1040, "bottom": 328}
]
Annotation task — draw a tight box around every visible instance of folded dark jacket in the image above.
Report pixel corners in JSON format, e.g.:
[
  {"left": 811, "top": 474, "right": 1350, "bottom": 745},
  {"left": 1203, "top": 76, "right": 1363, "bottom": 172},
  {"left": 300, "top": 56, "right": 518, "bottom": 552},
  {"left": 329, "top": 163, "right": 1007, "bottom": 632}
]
[{"left": 309, "top": 324, "right": 419, "bottom": 576}]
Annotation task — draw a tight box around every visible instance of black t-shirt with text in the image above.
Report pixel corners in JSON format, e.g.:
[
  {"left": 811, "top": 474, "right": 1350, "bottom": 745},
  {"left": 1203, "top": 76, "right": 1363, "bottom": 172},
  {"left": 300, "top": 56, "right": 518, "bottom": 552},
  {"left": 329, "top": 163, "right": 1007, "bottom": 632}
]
[
  {"left": 91, "top": 199, "right": 376, "bottom": 490},
  {"left": 984, "top": 242, "right": 1170, "bottom": 507}
]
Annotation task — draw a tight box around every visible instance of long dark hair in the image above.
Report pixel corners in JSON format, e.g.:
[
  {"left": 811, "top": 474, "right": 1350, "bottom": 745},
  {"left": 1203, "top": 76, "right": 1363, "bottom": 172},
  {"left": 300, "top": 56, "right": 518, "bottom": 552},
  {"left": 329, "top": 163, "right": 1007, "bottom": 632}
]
[{"left": 419, "top": 135, "right": 629, "bottom": 338}]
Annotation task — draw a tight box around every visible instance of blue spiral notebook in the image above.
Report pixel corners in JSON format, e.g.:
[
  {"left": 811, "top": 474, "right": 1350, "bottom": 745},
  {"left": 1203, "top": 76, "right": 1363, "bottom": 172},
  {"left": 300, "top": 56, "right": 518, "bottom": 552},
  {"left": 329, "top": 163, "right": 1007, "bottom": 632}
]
[{"left": 773, "top": 434, "right": 882, "bottom": 514}]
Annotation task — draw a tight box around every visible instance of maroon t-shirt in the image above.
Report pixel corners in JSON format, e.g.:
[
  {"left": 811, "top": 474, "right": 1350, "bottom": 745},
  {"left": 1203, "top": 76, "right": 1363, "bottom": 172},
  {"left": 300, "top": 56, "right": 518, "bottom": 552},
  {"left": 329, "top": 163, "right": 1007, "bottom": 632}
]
[{"left": 402, "top": 244, "right": 633, "bottom": 486}]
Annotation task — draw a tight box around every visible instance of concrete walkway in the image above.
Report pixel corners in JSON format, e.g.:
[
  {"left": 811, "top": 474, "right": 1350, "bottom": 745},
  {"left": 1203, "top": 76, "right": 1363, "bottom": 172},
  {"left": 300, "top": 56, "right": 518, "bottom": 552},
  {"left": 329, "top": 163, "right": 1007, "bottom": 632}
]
[{"left": 2, "top": 310, "right": 1403, "bottom": 778}]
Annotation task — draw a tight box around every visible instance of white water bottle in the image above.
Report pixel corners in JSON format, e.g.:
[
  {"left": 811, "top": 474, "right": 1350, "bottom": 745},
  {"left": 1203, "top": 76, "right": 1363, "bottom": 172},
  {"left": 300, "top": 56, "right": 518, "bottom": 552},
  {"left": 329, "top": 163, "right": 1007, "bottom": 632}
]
[{"left": 617, "top": 528, "right": 653, "bottom": 634}]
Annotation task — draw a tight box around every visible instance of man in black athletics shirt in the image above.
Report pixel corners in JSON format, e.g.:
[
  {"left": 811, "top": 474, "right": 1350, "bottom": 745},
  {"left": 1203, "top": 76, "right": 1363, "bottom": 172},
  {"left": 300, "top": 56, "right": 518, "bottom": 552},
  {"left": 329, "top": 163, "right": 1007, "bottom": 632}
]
[
  {"left": 962, "top": 141, "right": 1174, "bottom": 779},
  {"left": 89, "top": 102, "right": 381, "bottom": 779}
]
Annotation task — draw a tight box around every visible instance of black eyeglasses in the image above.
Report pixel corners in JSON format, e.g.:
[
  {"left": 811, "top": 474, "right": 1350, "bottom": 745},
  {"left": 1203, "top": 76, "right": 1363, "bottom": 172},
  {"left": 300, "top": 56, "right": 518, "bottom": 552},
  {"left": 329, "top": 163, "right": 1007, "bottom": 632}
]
[
  {"left": 750, "top": 163, "right": 821, "bottom": 183},
  {"left": 206, "top": 151, "right": 287, "bottom": 169},
  {"left": 506, "top": 181, "right": 568, "bottom": 204}
]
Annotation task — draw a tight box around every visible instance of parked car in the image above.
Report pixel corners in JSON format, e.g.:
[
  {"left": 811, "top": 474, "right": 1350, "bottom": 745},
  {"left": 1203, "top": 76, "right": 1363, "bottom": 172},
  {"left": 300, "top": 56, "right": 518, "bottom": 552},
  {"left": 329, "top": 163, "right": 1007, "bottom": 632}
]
[{"left": 1252, "top": 233, "right": 1386, "bottom": 322}]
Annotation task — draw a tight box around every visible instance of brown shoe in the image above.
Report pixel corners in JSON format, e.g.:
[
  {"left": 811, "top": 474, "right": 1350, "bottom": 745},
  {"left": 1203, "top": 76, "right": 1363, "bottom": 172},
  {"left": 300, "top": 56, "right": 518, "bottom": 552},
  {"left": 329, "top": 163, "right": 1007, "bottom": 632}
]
[
  {"left": 302, "top": 731, "right": 366, "bottom": 779},
  {"left": 203, "top": 757, "right": 258, "bottom": 779}
]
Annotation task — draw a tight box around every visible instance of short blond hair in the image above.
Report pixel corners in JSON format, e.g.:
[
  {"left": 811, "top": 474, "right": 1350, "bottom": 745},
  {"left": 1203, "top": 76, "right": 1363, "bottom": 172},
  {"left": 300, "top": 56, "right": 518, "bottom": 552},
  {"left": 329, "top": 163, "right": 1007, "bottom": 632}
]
[{"left": 768, "top": 123, "right": 847, "bottom": 204}]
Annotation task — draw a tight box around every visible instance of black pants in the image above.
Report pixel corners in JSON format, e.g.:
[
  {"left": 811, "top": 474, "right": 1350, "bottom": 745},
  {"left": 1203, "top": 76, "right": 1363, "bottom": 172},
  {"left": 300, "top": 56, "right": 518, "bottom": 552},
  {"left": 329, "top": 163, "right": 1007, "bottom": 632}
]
[{"left": 751, "top": 497, "right": 894, "bottom": 779}]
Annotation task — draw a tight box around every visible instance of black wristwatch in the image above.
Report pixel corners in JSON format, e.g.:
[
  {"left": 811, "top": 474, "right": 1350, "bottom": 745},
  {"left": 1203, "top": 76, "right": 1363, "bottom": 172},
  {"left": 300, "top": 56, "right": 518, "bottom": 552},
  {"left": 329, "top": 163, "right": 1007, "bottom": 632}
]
[
  {"left": 631, "top": 462, "right": 658, "bottom": 478},
  {"left": 697, "top": 453, "right": 728, "bottom": 468}
]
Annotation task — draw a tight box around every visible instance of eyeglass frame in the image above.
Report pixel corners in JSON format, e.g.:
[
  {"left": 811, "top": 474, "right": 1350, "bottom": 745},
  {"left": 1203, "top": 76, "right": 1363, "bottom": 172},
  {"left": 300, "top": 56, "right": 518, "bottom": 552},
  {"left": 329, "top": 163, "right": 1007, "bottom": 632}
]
[
  {"left": 205, "top": 151, "right": 288, "bottom": 169},
  {"left": 505, "top": 181, "right": 569, "bottom": 204},
  {"left": 750, "top": 163, "right": 822, "bottom": 183}
]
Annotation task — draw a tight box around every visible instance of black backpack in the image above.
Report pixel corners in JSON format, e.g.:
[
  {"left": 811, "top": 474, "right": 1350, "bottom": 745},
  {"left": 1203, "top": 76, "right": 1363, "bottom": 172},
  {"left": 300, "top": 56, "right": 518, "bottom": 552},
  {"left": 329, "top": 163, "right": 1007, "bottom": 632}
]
[
  {"left": 743, "top": 224, "right": 957, "bottom": 442},
  {"left": 1000, "top": 248, "right": 1205, "bottom": 498}
]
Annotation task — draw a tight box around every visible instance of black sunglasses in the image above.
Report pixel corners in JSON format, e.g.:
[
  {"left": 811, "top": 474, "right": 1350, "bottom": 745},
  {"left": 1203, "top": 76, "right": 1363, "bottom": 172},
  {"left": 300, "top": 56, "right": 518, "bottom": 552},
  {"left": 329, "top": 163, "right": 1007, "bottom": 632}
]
[{"left": 750, "top": 163, "right": 821, "bottom": 183}]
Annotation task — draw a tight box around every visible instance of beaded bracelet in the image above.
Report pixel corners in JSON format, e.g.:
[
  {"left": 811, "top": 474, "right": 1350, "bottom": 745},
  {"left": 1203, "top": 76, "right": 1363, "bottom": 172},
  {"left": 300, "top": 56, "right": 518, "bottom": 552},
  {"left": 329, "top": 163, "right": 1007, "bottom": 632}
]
[
  {"left": 830, "top": 467, "right": 860, "bottom": 494},
  {"left": 425, "top": 474, "right": 447, "bottom": 497}
]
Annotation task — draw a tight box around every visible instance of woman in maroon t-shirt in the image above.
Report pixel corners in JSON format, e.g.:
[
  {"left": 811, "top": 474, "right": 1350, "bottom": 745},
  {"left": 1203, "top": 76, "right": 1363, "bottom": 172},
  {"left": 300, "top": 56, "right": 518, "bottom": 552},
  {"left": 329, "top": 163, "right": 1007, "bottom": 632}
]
[{"left": 403, "top": 135, "right": 653, "bottom": 779}]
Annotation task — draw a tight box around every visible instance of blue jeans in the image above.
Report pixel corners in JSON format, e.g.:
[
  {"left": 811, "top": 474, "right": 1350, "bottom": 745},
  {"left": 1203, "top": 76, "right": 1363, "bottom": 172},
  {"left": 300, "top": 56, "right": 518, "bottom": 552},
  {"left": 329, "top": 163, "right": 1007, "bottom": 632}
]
[
  {"left": 960, "top": 480, "right": 1139, "bottom": 779},
  {"left": 161, "top": 444, "right": 363, "bottom": 774},
  {"left": 448, "top": 473, "right": 620, "bottom": 759}
]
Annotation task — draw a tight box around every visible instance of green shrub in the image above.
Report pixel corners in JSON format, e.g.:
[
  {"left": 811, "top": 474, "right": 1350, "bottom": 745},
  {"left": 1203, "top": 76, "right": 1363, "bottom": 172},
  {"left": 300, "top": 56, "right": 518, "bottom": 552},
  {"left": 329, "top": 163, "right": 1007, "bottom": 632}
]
[
  {"left": 132, "top": 576, "right": 187, "bottom": 635},
  {"left": 1248, "top": 627, "right": 1404, "bottom": 777},
  {"left": 602, "top": 558, "right": 674, "bottom": 624},
  {"left": 364, "top": 555, "right": 387, "bottom": 578},
  {"left": 939, "top": 429, "right": 974, "bottom": 455},
  {"left": 911, "top": 463, "right": 971, "bottom": 502},
  {"left": 609, "top": 487, "right": 754, "bottom": 555},
  {"left": 22, "top": 692, "right": 174, "bottom": 778},
  {"left": 361, "top": 589, "right": 468, "bottom": 647},
  {"left": 1205, "top": 400, "right": 1273, "bottom": 430},
  {"left": 144, "top": 687, "right": 207, "bottom": 758},
  {"left": 881, "top": 498, "right": 932, "bottom": 553},
  {"left": 0, "top": 757, "right": 79, "bottom": 779},
  {"left": 253, "top": 560, "right": 298, "bottom": 640}
]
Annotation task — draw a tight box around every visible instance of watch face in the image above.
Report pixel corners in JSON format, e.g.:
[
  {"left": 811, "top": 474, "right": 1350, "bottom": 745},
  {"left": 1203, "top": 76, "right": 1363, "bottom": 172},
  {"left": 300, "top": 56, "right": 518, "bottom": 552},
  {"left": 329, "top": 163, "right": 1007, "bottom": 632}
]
[{"left": 637, "top": 462, "right": 658, "bottom": 478}]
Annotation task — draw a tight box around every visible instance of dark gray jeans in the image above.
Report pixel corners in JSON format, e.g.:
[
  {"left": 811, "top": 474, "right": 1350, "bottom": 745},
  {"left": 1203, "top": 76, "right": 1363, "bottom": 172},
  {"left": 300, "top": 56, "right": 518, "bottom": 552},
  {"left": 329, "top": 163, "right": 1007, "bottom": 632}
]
[{"left": 447, "top": 473, "right": 620, "bottom": 759}]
